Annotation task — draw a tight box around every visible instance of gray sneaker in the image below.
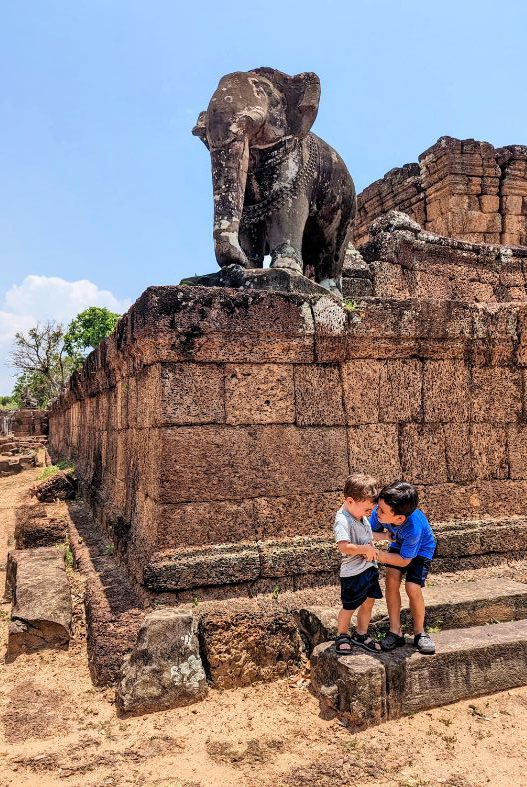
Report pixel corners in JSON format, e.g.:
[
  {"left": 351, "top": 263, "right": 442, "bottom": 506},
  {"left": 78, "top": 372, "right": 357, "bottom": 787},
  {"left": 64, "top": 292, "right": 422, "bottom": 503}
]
[{"left": 414, "top": 632, "right": 436, "bottom": 654}]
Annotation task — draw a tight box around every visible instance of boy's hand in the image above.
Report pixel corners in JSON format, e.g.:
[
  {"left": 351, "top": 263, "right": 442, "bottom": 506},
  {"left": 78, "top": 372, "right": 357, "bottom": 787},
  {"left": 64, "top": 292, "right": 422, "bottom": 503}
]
[{"left": 362, "top": 545, "right": 378, "bottom": 562}]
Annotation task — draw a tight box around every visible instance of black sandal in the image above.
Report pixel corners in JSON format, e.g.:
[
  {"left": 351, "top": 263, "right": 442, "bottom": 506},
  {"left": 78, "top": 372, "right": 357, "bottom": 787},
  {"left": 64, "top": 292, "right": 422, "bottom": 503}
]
[
  {"left": 350, "top": 632, "right": 382, "bottom": 653},
  {"left": 380, "top": 631, "right": 406, "bottom": 651},
  {"left": 335, "top": 633, "right": 353, "bottom": 655}
]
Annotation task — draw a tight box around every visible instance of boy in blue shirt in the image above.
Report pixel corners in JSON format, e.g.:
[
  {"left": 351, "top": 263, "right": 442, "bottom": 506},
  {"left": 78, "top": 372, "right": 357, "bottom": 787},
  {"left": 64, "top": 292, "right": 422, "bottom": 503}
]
[{"left": 370, "top": 480, "right": 437, "bottom": 655}]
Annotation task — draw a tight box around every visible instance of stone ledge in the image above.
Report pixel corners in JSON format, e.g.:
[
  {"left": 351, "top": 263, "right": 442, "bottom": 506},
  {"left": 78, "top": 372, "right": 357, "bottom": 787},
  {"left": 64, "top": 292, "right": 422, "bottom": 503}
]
[
  {"left": 311, "top": 619, "right": 527, "bottom": 729},
  {"left": 142, "top": 520, "right": 527, "bottom": 593},
  {"left": 298, "top": 577, "right": 527, "bottom": 653}
]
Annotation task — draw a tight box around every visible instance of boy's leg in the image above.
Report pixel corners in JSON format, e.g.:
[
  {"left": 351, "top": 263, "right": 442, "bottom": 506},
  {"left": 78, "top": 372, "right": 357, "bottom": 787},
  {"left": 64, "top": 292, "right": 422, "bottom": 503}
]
[
  {"left": 385, "top": 566, "right": 403, "bottom": 634},
  {"left": 356, "top": 596, "right": 375, "bottom": 634},
  {"left": 337, "top": 607, "right": 355, "bottom": 635},
  {"left": 405, "top": 580, "right": 425, "bottom": 635}
]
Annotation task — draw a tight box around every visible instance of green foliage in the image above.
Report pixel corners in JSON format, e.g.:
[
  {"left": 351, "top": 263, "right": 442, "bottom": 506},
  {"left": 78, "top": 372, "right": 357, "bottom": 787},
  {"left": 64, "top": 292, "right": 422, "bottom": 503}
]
[
  {"left": 64, "top": 307, "right": 121, "bottom": 369},
  {"left": 64, "top": 545, "right": 75, "bottom": 568},
  {"left": 104, "top": 543, "right": 115, "bottom": 556},
  {"left": 36, "top": 459, "right": 75, "bottom": 480},
  {"left": 11, "top": 322, "right": 73, "bottom": 407},
  {"left": 0, "top": 395, "right": 18, "bottom": 409}
]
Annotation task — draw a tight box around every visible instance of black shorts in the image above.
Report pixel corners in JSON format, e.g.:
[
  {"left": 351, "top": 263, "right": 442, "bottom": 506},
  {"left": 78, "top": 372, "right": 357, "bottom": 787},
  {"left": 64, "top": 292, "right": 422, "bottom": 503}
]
[
  {"left": 389, "top": 553, "right": 433, "bottom": 587},
  {"left": 340, "top": 566, "right": 383, "bottom": 611}
]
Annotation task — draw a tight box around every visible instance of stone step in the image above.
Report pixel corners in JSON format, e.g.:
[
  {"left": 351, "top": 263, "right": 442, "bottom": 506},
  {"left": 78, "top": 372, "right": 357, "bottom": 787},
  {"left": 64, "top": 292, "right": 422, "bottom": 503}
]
[
  {"left": 311, "top": 618, "right": 527, "bottom": 731},
  {"left": 5, "top": 546, "right": 72, "bottom": 661},
  {"left": 298, "top": 577, "right": 527, "bottom": 652}
]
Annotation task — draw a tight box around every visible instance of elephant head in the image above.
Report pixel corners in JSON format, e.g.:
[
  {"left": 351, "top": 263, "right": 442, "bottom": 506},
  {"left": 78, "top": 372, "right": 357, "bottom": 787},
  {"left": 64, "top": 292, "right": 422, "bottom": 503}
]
[{"left": 193, "top": 68, "right": 321, "bottom": 268}]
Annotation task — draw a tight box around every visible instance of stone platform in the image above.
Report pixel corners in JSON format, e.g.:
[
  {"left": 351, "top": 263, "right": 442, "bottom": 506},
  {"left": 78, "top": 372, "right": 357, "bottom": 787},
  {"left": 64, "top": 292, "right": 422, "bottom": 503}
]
[{"left": 47, "top": 239, "right": 527, "bottom": 598}]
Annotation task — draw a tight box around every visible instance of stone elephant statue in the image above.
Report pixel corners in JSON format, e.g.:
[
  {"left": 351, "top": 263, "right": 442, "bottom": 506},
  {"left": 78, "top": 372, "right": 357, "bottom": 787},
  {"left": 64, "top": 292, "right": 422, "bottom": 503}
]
[{"left": 193, "top": 67, "right": 356, "bottom": 295}]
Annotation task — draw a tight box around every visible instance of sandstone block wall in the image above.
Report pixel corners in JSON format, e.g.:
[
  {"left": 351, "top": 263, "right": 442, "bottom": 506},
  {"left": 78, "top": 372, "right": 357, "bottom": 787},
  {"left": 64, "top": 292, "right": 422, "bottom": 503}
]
[
  {"left": 49, "top": 269, "right": 527, "bottom": 598},
  {"left": 353, "top": 137, "right": 527, "bottom": 248},
  {"left": 343, "top": 217, "right": 527, "bottom": 303}
]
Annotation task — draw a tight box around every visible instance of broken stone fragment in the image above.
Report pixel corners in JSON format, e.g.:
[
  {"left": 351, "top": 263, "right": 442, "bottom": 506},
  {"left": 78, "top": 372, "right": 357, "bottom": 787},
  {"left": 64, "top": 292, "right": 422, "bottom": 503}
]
[
  {"left": 116, "top": 608, "right": 208, "bottom": 715},
  {"left": 30, "top": 471, "right": 77, "bottom": 503},
  {"left": 5, "top": 547, "right": 72, "bottom": 661}
]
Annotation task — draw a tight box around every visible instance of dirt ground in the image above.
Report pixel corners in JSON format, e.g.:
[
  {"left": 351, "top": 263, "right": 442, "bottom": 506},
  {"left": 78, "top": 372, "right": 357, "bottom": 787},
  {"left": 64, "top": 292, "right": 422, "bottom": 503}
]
[{"left": 1, "top": 469, "right": 527, "bottom": 787}]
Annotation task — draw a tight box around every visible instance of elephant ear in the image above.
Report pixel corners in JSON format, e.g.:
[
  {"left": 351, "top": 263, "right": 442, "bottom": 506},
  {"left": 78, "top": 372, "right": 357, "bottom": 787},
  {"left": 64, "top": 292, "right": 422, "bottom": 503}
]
[
  {"left": 250, "top": 67, "right": 321, "bottom": 139},
  {"left": 192, "top": 111, "right": 210, "bottom": 149}
]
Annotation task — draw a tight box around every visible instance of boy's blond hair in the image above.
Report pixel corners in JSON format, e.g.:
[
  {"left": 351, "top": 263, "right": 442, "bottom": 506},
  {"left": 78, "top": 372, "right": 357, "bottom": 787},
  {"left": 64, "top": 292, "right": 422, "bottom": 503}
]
[{"left": 343, "top": 473, "right": 379, "bottom": 501}]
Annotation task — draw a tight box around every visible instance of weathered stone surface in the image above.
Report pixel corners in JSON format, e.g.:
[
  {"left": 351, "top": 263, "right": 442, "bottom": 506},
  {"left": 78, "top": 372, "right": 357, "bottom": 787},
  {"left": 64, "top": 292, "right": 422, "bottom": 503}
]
[
  {"left": 225, "top": 364, "right": 295, "bottom": 425},
  {"left": 311, "top": 641, "right": 387, "bottom": 730},
  {"left": 253, "top": 491, "right": 341, "bottom": 540},
  {"left": 14, "top": 503, "right": 67, "bottom": 548},
  {"left": 30, "top": 471, "right": 77, "bottom": 503},
  {"left": 259, "top": 537, "right": 339, "bottom": 578},
  {"left": 158, "top": 425, "right": 348, "bottom": 503},
  {"left": 341, "top": 360, "right": 381, "bottom": 423},
  {"left": 471, "top": 367, "right": 521, "bottom": 423},
  {"left": 116, "top": 609, "right": 208, "bottom": 715},
  {"left": 312, "top": 619, "right": 527, "bottom": 727},
  {"left": 293, "top": 364, "right": 345, "bottom": 426},
  {"left": 400, "top": 424, "right": 448, "bottom": 484},
  {"left": 298, "top": 578, "right": 527, "bottom": 652},
  {"left": 155, "top": 500, "right": 255, "bottom": 549},
  {"left": 378, "top": 360, "right": 422, "bottom": 422},
  {"left": 348, "top": 424, "right": 400, "bottom": 479},
  {"left": 144, "top": 543, "right": 261, "bottom": 591},
  {"left": 423, "top": 360, "right": 470, "bottom": 422},
  {"left": 158, "top": 362, "right": 225, "bottom": 425},
  {"left": 6, "top": 547, "right": 72, "bottom": 660},
  {"left": 198, "top": 609, "right": 305, "bottom": 689},
  {"left": 388, "top": 620, "right": 527, "bottom": 717}
]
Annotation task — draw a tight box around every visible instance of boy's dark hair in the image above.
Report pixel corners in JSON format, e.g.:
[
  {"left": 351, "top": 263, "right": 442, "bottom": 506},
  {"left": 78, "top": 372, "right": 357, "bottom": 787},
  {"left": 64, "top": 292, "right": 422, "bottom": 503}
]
[
  {"left": 378, "top": 480, "right": 418, "bottom": 517},
  {"left": 344, "top": 473, "right": 379, "bottom": 501}
]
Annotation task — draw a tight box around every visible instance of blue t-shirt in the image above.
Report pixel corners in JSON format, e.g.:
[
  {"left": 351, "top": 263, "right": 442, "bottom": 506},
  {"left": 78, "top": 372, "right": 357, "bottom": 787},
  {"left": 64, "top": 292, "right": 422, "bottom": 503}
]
[{"left": 370, "top": 506, "right": 436, "bottom": 560}]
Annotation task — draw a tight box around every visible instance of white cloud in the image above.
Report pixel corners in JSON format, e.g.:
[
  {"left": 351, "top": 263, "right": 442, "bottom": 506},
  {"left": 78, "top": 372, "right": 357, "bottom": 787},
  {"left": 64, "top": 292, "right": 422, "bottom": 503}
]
[{"left": 0, "top": 275, "right": 131, "bottom": 394}]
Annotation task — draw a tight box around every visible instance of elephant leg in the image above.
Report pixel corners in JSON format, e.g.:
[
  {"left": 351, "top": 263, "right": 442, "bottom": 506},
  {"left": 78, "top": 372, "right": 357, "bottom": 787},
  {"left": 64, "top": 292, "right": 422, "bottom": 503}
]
[
  {"left": 267, "top": 197, "right": 309, "bottom": 275},
  {"left": 239, "top": 222, "right": 266, "bottom": 268}
]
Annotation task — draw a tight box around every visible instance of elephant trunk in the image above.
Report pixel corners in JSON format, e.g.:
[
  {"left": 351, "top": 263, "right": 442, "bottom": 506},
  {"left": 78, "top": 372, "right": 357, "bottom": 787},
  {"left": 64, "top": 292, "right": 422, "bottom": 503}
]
[{"left": 210, "top": 136, "right": 250, "bottom": 268}]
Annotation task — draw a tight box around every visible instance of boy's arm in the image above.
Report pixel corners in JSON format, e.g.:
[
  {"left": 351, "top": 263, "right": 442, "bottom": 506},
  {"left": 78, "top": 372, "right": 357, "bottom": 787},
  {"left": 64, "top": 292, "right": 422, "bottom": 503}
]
[
  {"left": 376, "top": 550, "right": 411, "bottom": 568},
  {"left": 372, "top": 530, "right": 389, "bottom": 542},
  {"left": 337, "top": 541, "right": 378, "bottom": 561}
]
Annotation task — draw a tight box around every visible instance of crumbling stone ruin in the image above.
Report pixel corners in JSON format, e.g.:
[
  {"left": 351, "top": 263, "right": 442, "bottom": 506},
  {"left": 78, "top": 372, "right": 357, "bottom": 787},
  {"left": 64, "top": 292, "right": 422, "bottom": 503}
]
[
  {"left": 20, "top": 125, "right": 527, "bottom": 721},
  {"left": 353, "top": 136, "right": 527, "bottom": 247}
]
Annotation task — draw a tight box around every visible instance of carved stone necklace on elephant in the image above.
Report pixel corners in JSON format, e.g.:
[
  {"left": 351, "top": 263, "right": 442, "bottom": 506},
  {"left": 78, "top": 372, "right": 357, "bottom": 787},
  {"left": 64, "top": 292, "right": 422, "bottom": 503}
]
[{"left": 193, "top": 67, "right": 357, "bottom": 298}]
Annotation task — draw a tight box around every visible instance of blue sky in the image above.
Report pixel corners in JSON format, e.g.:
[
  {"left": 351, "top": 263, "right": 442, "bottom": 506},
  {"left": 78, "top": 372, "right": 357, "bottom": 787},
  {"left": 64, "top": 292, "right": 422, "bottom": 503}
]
[{"left": 1, "top": 0, "right": 526, "bottom": 392}]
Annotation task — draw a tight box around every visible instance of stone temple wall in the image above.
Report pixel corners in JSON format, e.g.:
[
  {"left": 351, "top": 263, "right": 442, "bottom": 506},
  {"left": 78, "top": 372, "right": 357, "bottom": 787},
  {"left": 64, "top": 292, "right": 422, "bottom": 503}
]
[
  {"left": 353, "top": 137, "right": 527, "bottom": 248},
  {"left": 1, "top": 408, "right": 49, "bottom": 437},
  {"left": 343, "top": 213, "right": 527, "bottom": 303},
  {"left": 48, "top": 244, "right": 527, "bottom": 599}
]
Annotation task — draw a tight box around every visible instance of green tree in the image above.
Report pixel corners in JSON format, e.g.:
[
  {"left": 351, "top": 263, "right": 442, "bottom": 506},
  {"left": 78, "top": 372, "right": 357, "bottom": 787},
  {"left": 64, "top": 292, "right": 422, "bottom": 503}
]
[{"left": 64, "top": 307, "right": 120, "bottom": 368}]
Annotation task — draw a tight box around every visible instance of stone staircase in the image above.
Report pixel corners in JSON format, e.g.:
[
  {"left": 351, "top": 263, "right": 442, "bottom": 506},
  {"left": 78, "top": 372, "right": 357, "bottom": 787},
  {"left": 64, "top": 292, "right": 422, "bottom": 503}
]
[{"left": 309, "top": 574, "right": 527, "bottom": 730}]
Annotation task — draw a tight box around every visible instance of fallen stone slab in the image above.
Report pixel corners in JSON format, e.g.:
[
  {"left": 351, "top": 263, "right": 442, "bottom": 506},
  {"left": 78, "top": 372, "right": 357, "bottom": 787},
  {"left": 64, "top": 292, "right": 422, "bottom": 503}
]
[
  {"left": 298, "top": 577, "right": 527, "bottom": 652},
  {"left": 311, "top": 619, "right": 527, "bottom": 729},
  {"left": 14, "top": 503, "right": 68, "bottom": 548},
  {"left": 198, "top": 609, "right": 305, "bottom": 689},
  {"left": 5, "top": 546, "right": 72, "bottom": 661},
  {"left": 116, "top": 608, "right": 208, "bottom": 715},
  {"left": 30, "top": 471, "right": 77, "bottom": 502}
]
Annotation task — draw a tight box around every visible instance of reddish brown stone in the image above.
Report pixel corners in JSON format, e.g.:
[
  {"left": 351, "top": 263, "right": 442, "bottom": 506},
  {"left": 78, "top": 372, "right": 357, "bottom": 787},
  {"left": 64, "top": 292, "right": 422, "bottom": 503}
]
[
  {"left": 253, "top": 492, "right": 342, "bottom": 540},
  {"left": 341, "top": 360, "right": 381, "bottom": 424},
  {"left": 471, "top": 367, "right": 521, "bottom": 423},
  {"left": 155, "top": 500, "right": 255, "bottom": 549},
  {"left": 156, "top": 362, "right": 225, "bottom": 425},
  {"left": 293, "top": 365, "right": 345, "bottom": 426},
  {"left": 423, "top": 360, "right": 470, "bottom": 422},
  {"left": 225, "top": 364, "right": 294, "bottom": 425},
  {"left": 379, "top": 360, "right": 422, "bottom": 422},
  {"left": 400, "top": 424, "right": 448, "bottom": 485},
  {"left": 158, "top": 425, "right": 349, "bottom": 503},
  {"left": 348, "top": 424, "right": 400, "bottom": 480}
]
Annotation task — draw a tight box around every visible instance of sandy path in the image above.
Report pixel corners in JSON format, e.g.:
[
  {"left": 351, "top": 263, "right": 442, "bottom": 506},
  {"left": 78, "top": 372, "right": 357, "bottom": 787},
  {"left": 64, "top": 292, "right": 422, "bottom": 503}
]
[{"left": 1, "top": 470, "right": 527, "bottom": 787}]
